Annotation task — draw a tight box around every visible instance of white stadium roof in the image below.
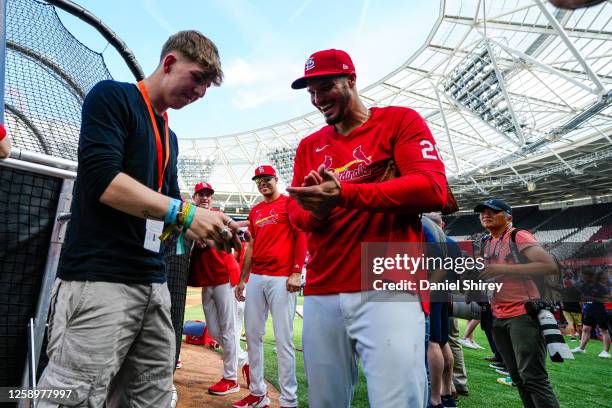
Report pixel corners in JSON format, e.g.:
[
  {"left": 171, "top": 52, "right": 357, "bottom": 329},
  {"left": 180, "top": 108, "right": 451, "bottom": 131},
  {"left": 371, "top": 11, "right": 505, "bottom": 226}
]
[{"left": 177, "top": 0, "right": 611, "bottom": 210}]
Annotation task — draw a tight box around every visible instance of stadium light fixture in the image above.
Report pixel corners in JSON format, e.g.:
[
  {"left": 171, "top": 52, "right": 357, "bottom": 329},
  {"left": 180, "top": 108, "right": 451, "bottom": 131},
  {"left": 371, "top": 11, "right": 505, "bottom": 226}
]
[{"left": 442, "top": 41, "right": 525, "bottom": 144}]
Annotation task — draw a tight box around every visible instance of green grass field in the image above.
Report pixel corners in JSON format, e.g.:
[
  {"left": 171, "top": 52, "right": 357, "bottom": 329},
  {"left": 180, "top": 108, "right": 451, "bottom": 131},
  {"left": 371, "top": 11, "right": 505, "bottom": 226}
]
[{"left": 183, "top": 289, "right": 611, "bottom": 407}]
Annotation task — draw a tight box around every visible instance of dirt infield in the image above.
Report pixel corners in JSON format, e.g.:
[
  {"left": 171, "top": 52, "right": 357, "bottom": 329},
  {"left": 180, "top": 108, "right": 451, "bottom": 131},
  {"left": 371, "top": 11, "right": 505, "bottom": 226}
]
[{"left": 173, "top": 343, "right": 281, "bottom": 408}]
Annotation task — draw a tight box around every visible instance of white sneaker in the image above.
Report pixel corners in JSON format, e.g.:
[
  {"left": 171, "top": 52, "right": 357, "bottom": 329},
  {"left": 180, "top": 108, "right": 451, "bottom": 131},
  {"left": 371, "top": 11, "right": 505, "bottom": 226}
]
[
  {"left": 571, "top": 347, "right": 585, "bottom": 353},
  {"left": 597, "top": 350, "right": 610, "bottom": 358},
  {"left": 170, "top": 384, "right": 178, "bottom": 408},
  {"left": 457, "top": 338, "right": 479, "bottom": 350},
  {"left": 472, "top": 340, "right": 485, "bottom": 350}
]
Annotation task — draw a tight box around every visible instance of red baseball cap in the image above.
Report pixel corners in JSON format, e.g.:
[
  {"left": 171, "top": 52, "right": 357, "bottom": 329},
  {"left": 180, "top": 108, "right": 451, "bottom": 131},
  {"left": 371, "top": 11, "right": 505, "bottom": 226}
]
[
  {"left": 193, "top": 182, "right": 214, "bottom": 195},
  {"left": 252, "top": 165, "right": 277, "bottom": 180},
  {"left": 291, "top": 49, "right": 356, "bottom": 89}
]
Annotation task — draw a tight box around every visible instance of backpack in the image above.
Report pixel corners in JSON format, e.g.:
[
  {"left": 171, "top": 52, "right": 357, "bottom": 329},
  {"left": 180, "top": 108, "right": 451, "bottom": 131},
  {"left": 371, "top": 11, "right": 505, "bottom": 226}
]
[{"left": 479, "top": 228, "right": 563, "bottom": 305}]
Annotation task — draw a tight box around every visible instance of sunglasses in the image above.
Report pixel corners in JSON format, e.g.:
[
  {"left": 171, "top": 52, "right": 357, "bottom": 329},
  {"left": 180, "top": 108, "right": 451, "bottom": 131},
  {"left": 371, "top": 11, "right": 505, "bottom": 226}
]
[{"left": 255, "top": 176, "right": 273, "bottom": 186}]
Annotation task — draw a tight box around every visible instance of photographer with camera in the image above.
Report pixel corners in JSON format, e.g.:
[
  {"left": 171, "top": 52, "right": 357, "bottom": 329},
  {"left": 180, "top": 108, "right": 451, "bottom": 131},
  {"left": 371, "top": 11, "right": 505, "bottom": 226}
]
[{"left": 476, "top": 199, "right": 560, "bottom": 408}]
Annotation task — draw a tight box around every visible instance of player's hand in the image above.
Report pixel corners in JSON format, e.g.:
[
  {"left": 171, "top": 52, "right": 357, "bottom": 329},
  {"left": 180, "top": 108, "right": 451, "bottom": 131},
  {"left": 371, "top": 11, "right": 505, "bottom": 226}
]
[
  {"left": 286, "top": 272, "right": 302, "bottom": 293},
  {"left": 287, "top": 164, "right": 341, "bottom": 219},
  {"left": 235, "top": 281, "right": 246, "bottom": 302},
  {"left": 302, "top": 169, "right": 324, "bottom": 187},
  {"left": 189, "top": 208, "right": 242, "bottom": 252}
]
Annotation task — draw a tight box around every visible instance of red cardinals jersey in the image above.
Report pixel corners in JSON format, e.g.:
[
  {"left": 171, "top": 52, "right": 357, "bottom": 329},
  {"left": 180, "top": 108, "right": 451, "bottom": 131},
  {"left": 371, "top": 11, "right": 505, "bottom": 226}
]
[
  {"left": 248, "top": 194, "right": 307, "bottom": 277},
  {"left": 188, "top": 244, "right": 240, "bottom": 287},
  {"left": 289, "top": 106, "right": 447, "bottom": 298}
]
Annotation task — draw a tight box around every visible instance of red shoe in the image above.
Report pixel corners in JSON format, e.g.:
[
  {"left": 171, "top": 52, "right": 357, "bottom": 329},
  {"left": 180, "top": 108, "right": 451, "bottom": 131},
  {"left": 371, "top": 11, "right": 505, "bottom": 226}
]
[
  {"left": 208, "top": 378, "right": 240, "bottom": 396},
  {"left": 242, "top": 363, "right": 251, "bottom": 387},
  {"left": 232, "top": 393, "right": 270, "bottom": 408}
]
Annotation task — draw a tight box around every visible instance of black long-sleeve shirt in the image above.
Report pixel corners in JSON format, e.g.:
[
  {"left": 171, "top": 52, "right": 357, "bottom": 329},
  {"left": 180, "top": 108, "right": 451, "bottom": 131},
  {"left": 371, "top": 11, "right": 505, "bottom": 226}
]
[{"left": 58, "top": 80, "right": 181, "bottom": 284}]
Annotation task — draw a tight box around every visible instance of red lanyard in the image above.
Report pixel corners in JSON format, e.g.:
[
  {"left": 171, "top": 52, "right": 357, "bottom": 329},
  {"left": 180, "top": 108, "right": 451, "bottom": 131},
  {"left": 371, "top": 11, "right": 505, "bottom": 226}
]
[{"left": 137, "top": 80, "right": 170, "bottom": 192}]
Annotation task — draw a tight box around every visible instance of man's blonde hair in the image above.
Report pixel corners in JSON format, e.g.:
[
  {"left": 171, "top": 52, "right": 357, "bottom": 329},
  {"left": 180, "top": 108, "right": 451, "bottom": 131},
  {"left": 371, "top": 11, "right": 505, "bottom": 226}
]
[{"left": 161, "top": 30, "right": 223, "bottom": 86}]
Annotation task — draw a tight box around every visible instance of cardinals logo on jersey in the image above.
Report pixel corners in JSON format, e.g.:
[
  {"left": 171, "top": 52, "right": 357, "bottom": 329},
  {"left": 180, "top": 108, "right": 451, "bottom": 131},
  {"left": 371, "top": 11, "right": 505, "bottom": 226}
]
[
  {"left": 255, "top": 209, "right": 279, "bottom": 227},
  {"left": 323, "top": 145, "right": 373, "bottom": 182}
]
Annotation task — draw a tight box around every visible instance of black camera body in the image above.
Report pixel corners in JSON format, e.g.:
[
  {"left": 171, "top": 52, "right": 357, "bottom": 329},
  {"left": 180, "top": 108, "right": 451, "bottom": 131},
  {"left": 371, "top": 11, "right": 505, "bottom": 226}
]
[{"left": 524, "top": 300, "right": 553, "bottom": 316}]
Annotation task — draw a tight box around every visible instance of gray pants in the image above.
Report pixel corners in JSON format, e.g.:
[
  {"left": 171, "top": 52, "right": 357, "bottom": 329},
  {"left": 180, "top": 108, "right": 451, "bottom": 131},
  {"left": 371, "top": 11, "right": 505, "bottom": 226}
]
[
  {"left": 492, "top": 314, "right": 560, "bottom": 408},
  {"left": 36, "top": 279, "right": 175, "bottom": 407}
]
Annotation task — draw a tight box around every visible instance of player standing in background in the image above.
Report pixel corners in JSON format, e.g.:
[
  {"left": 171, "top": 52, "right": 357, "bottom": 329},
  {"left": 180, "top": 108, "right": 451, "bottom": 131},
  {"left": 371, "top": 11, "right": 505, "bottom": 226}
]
[
  {"left": 233, "top": 165, "right": 307, "bottom": 408},
  {"left": 287, "top": 49, "right": 448, "bottom": 407},
  {"left": 189, "top": 182, "right": 245, "bottom": 395}
]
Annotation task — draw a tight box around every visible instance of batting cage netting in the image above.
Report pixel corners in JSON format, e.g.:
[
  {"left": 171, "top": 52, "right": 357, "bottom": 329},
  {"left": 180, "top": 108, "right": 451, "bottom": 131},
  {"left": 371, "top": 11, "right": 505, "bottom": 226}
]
[
  {"left": 0, "top": 168, "right": 62, "bottom": 388},
  {"left": 163, "top": 234, "right": 193, "bottom": 369},
  {"left": 5, "top": 0, "right": 112, "bottom": 160},
  {"left": 0, "top": 0, "right": 188, "bottom": 399}
]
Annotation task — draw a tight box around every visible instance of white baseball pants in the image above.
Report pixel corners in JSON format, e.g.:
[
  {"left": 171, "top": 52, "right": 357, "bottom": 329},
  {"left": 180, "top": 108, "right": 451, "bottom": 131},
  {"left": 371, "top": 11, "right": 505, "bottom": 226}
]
[
  {"left": 233, "top": 285, "right": 249, "bottom": 368},
  {"left": 244, "top": 274, "right": 298, "bottom": 407},
  {"left": 202, "top": 282, "right": 238, "bottom": 380},
  {"left": 303, "top": 291, "right": 426, "bottom": 408}
]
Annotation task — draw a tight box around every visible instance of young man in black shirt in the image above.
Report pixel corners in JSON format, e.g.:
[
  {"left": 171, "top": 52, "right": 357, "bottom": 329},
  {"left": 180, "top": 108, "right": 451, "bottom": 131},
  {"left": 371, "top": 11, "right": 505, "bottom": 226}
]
[{"left": 37, "top": 31, "right": 240, "bottom": 407}]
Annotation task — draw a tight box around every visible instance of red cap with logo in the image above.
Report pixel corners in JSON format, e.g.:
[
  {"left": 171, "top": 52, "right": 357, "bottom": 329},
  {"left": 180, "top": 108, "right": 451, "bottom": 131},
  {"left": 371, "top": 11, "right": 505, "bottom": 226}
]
[
  {"left": 252, "top": 165, "right": 277, "bottom": 180},
  {"left": 291, "top": 49, "right": 356, "bottom": 89},
  {"left": 193, "top": 182, "right": 214, "bottom": 195}
]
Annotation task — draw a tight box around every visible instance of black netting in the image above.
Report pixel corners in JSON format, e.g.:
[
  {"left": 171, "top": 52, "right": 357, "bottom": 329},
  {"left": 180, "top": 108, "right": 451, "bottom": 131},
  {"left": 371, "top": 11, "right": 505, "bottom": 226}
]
[
  {"left": 0, "top": 167, "right": 61, "bottom": 387},
  {"left": 6, "top": 0, "right": 112, "bottom": 160},
  {"left": 162, "top": 235, "right": 192, "bottom": 367}
]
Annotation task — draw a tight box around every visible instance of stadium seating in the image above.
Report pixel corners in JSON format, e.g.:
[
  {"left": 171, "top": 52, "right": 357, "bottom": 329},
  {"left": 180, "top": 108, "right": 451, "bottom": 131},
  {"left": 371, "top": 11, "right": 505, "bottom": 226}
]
[
  {"left": 534, "top": 228, "right": 578, "bottom": 244},
  {"left": 590, "top": 225, "right": 612, "bottom": 241}
]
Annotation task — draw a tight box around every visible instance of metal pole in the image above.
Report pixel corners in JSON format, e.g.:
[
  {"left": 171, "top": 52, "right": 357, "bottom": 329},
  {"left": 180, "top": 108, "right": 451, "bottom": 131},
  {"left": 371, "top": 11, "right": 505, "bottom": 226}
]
[
  {"left": 484, "top": 40, "right": 526, "bottom": 146},
  {"left": 533, "top": 0, "right": 606, "bottom": 96},
  {"left": 7, "top": 147, "right": 78, "bottom": 170},
  {"left": 0, "top": 157, "right": 77, "bottom": 179},
  {"left": 0, "top": 0, "right": 6, "bottom": 121},
  {"left": 432, "top": 83, "right": 461, "bottom": 175},
  {"left": 20, "top": 178, "right": 75, "bottom": 392}
]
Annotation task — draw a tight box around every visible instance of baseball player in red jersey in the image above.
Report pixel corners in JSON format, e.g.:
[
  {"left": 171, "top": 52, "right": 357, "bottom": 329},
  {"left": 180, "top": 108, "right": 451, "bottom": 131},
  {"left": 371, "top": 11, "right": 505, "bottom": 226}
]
[
  {"left": 287, "top": 49, "right": 448, "bottom": 407},
  {"left": 188, "top": 182, "right": 244, "bottom": 396},
  {"left": 233, "top": 165, "right": 307, "bottom": 408}
]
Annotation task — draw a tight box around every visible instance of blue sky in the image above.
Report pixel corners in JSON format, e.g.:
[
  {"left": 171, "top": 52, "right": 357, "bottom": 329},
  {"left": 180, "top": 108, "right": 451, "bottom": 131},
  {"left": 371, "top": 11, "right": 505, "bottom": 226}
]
[{"left": 57, "top": 0, "right": 438, "bottom": 139}]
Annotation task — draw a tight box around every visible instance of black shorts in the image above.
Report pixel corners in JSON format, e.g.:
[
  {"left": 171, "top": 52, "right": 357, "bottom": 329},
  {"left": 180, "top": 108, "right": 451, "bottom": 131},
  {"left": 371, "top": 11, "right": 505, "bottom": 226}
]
[
  {"left": 429, "top": 302, "right": 449, "bottom": 345},
  {"left": 582, "top": 307, "right": 607, "bottom": 329}
]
